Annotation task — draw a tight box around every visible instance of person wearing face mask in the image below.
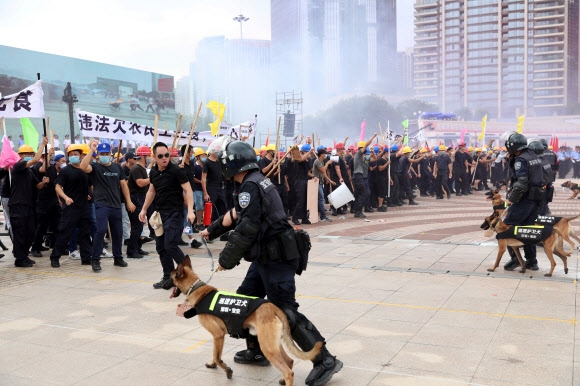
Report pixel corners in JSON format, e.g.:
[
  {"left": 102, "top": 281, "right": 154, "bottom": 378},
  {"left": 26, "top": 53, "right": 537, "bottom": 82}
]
[
  {"left": 192, "top": 147, "right": 207, "bottom": 231},
  {"left": 30, "top": 149, "right": 65, "bottom": 257},
  {"left": 202, "top": 146, "right": 227, "bottom": 222},
  {"left": 80, "top": 141, "right": 136, "bottom": 272},
  {"left": 49, "top": 145, "right": 93, "bottom": 267},
  {"left": 9, "top": 137, "right": 49, "bottom": 267},
  {"left": 352, "top": 134, "right": 377, "bottom": 218}
]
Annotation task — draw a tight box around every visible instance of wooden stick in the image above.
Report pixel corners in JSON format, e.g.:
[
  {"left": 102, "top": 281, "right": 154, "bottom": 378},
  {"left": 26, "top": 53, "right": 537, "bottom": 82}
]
[
  {"left": 153, "top": 115, "right": 159, "bottom": 145},
  {"left": 180, "top": 102, "right": 203, "bottom": 166},
  {"left": 116, "top": 140, "right": 123, "bottom": 163},
  {"left": 343, "top": 136, "right": 348, "bottom": 147},
  {"left": 45, "top": 117, "right": 50, "bottom": 165},
  {"left": 50, "top": 129, "right": 54, "bottom": 149},
  {"left": 170, "top": 115, "right": 183, "bottom": 151},
  {"left": 266, "top": 147, "right": 295, "bottom": 178},
  {"left": 275, "top": 117, "right": 281, "bottom": 184}
]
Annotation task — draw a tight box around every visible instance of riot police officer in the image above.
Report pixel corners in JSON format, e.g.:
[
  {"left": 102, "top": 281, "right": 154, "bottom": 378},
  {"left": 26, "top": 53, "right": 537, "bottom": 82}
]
[
  {"left": 539, "top": 138, "right": 558, "bottom": 180},
  {"left": 528, "top": 139, "right": 554, "bottom": 216},
  {"left": 503, "top": 133, "right": 545, "bottom": 271},
  {"left": 201, "top": 138, "right": 343, "bottom": 386}
]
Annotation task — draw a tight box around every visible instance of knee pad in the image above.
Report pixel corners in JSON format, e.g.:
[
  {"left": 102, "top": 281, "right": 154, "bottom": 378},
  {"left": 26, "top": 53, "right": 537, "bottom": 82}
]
[
  {"left": 290, "top": 312, "right": 325, "bottom": 352},
  {"left": 282, "top": 308, "right": 297, "bottom": 329}
]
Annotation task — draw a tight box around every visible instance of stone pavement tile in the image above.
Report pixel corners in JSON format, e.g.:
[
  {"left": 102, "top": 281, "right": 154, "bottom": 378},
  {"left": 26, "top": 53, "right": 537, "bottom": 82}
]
[
  {"left": 486, "top": 331, "right": 573, "bottom": 362},
  {"left": 9, "top": 349, "right": 126, "bottom": 384},
  {"left": 0, "top": 374, "right": 61, "bottom": 385},
  {"left": 327, "top": 286, "right": 393, "bottom": 303},
  {"left": 172, "top": 370, "right": 273, "bottom": 386},
  {"left": 368, "top": 367, "right": 474, "bottom": 385},
  {"left": 496, "top": 317, "right": 575, "bottom": 340},
  {"left": 385, "top": 291, "right": 451, "bottom": 309},
  {"left": 340, "top": 316, "right": 422, "bottom": 342},
  {"left": 409, "top": 323, "right": 495, "bottom": 350},
  {"left": 291, "top": 359, "right": 379, "bottom": 386},
  {"left": 504, "top": 300, "right": 575, "bottom": 320},
  {"left": 386, "top": 257, "right": 442, "bottom": 270},
  {"left": 442, "top": 295, "right": 510, "bottom": 314},
  {"left": 470, "top": 377, "right": 531, "bottom": 386},
  {"left": 295, "top": 283, "right": 339, "bottom": 298},
  {"left": 428, "top": 310, "right": 502, "bottom": 331},
  {"left": 516, "top": 279, "right": 577, "bottom": 293},
  {"left": 340, "top": 271, "right": 412, "bottom": 292},
  {"left": 326, "top": 333, "right": 406, "bottom": 369},
  {"left": 306, "top": 311, "right": 363, "bottom": 335},
  {"left": 512, "top": 288, "right": 577, "bottom": 306},
  {"left": 132, "top": 338, "right": 219, "bottom": 371},
  {"left": 15, "top": 325, "right": 104, "bottom": 350},
  {"left": 0, "top": 341, "right": 64, "bottom": 374},
  {"left": 428, "top": 262, "right": 482, "bottom": 272},
  {"left": 387, "top": 342, "right": 485, "bottom": 377},
  {"left": 73, "top": 331, "right": 169, "bottom": 359},
  {"left": 0, "top": 317, "right": 55, "bottom": 340},
  {"left": 473, "top": 354, "right": 573, "bottom": 386},
  {"left": 195, "top": 356, "right": 282, "bottom": 383},
  {"left": 74, "top": 358, "right": 192, "bottom": 386},
  {"left": 364, "top": 303, "right": 436, "bottom": 324}
]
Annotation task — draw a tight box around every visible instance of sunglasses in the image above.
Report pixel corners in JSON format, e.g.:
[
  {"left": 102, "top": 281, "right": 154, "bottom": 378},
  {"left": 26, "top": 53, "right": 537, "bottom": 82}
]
[{"left": 157, "top": 153, "right": 170, "bottom": 159}]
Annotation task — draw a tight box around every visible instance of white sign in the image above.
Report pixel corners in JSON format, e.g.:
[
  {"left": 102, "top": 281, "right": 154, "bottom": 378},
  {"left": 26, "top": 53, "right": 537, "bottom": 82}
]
[
  {"left": 218, "top": 118, "right": 257, "bottom": 140},
  {"left": 76, "top": 109, "right": 215, "bottom": 147},
  {"left": 0, "top": 81, "right": 45, "bottom": 118}
]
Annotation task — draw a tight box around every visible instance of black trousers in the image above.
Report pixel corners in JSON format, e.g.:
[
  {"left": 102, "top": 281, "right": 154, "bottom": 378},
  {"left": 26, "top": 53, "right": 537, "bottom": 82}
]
[
  {"left": 207, "top": 185, "right": 227, "bottom": 222},
  {"left": 155, "top": 210, "right": 185, "bottom": 279},
  {"left": 127, "top": 194, "right": 145, "bottom": 255},
  {"left": 453, "top": 168, "right": 466, "bottom": 194},
  {"left": 10, "top": 205, "right": 35, "bottom": 263},
  {"left": 275, "top": 183, "right": 289, "bottom": 214},
  {"left": 437, "top": 171, "right": 450, "bottom": 197},
  {"left": 353, "top": 174, "right": 367, "bottom": 212},
  {"left": 32, "top": 204, "right": 61, "bottom": 251},
  {"left": 398, "top": 173, "right": 413, "bottom": 201},
  {"left": 50, "top": 205, "right": 92, "bottom": 261},
  {"left": 387, "top": 172, "right": 400, "bottom": 204},
  {"left": 292, "top": 179, "right": 308, "bottom": 220}
]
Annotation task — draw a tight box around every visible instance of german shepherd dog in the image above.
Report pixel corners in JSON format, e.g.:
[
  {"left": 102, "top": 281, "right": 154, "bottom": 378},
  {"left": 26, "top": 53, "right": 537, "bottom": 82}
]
[
  {"left": 169, "top": 256, "right": 322, "bottom": 386},
  {"left": 561, "top": 181, "right": 580, "bottom": 199},
  {"left": 481, "top": 190, "right": 572, "bottom": 276}
]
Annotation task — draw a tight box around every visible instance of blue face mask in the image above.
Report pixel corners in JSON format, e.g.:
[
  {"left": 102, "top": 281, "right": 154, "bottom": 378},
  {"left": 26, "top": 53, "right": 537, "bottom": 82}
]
[
  {"left": 69, "top": 156, "right": 81, "bottom": 165},
  {"left": 257, "top": 156, "right": 261, "bottom": 162},
  {"left": 23, "top": 157, "right": 33, "bottom": 162},
  {"left": 365, "top": 155, "right": 371, "bottom": 161},
  {"left": 99, "top": 156, "right": 110, "bottom": 164},
  {"left": 190, "top": 156, "right": 195, "bottom": 161}
]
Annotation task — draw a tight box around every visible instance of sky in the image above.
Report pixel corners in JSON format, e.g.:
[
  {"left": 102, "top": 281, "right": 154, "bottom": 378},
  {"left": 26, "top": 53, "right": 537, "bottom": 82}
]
[{"left": 0, "top": 0, "right": 415, "bottom": 79}]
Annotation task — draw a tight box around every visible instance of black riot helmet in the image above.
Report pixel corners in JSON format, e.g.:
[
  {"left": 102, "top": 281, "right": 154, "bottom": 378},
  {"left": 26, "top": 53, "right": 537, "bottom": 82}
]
[
  {"left": 528, "top": 141, "right": 544, "bottom": 155},
  {"left": 218, "top": 140, "right": 260, "bottom": 179},
  {"left": 539, "top": 138, "right": 549, "bottom": 150},
  {"left": 505, "top": 133, "right": 528, "bottom": 155}
]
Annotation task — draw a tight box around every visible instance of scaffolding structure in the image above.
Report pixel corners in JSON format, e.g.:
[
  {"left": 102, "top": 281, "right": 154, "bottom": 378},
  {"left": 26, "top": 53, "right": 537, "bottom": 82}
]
[{"left": 275, "top": 91, "right": 303, "bottom": 144}]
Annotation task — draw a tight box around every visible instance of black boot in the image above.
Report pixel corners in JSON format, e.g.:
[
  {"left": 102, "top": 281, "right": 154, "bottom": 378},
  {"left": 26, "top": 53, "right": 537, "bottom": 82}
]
[
  {"left": 305, "top": 346, "right": 344, "bottom": 386},
  {"left": 234, "top": 335, "right": 270, "bottom": 366}
]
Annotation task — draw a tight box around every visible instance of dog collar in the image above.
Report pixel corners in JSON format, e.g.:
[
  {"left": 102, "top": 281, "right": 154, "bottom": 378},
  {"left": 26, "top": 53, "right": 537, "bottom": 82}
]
[
  {"left": 493, "top": 203, "right": 506, "bottom": 210},
  {"left": 186, "top": 279, "right": 206, "bottom": 296}
]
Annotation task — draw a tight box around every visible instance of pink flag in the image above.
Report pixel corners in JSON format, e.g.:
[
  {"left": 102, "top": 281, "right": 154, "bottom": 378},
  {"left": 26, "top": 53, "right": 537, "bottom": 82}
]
[
  {"left": 0, "top": 136, "right": 21, "bottom": 168},
  {"left": 360, "top": 119, "right": 366, "bottom": 141},
  {"left": 459, "top": 128, "right": 467, "bottom": 143}
]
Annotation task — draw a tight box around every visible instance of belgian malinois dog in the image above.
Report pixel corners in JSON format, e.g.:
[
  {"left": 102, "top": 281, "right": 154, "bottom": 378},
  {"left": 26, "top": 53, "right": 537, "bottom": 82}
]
[{"left": 169, "top": 256, "right": 322, "bottom": 386}]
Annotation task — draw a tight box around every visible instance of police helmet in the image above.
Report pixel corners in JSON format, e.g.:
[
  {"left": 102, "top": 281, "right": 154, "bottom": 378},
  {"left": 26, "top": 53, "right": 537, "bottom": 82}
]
[
  {"left": 218, "top": 139, "right": 260, "bottom": 179},
  {"left": 505, "top": 133, "right": 528, "bottom": 155},
  {"left": 528, "top": 141, "right": 544, "bottom": 155},
  {"left": 539, "top": 138, "right": 549, "bottom": 150}
]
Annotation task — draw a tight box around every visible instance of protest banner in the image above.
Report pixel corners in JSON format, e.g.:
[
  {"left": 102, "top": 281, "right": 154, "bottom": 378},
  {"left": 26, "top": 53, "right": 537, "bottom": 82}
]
[{"left": 0, "top": 80, "right": 45, "bottom": 119}]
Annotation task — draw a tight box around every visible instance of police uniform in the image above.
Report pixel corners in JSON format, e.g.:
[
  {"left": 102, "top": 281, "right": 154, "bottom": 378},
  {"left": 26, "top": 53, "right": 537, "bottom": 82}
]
[
  {"left": 504, "top": 146, "right": 545, "bottom": 269},
  {"left": 206, "top": 140, "right": 342, "bottom": 386}
]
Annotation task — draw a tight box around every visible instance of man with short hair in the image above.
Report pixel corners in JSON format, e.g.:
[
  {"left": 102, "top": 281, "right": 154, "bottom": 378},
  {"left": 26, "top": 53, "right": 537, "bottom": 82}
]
[
  {"left": 139, "top": 142, "right": 195, "bottom": 289},
  {"left": 180, "top": 144, "right": 203, "bottom": 249},
  {"left": 202, "top": 147, "right": 227, "bottom": 222},
  {"left": 80, "top": 140, "right": 136, "bottom": 272},
  {"left": 312, "top": 147, "right": 333, "bottom": 222},
  {"left": 352, "top": 134, "right": 377, "bottom": 217},
  {"left": 126, "top": 148, "right": 151, "bottom": 259},
  {"left": 63, "top": 134, "right": 71, "bottom": 150}
]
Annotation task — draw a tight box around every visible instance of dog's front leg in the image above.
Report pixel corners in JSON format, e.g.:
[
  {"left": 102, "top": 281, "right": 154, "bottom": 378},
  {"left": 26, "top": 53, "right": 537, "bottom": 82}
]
[
  {"left": 488, "top": 243, "right": 507, "bottom": 272},
  {"left": 205, "top": 334, "right": 233, "bottom": 379}
]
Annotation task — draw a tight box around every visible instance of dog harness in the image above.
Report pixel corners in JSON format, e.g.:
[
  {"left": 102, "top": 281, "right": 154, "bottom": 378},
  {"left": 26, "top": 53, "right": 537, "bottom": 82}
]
[
  {"left": 571, "top": 183, "right": 579, "bottom": 191},
  {"left": 496, "top": 225, "right": 553, "bottom": 244},
  {"left": 536, "top": 215, "right": 562, "bottom": 226},
  {"left": 187, "top": 290, "right": 269, "bottom": 338}
]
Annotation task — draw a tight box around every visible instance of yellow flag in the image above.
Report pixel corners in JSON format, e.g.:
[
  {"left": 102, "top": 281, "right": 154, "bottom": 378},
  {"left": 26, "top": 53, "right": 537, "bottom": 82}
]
[
  {"left": 208, "top": 118, "right": 220, "bottom": 136},
  {"left": 478, "top": 115, "right": 487, "bottom": 141},
  {"left": 207, "top": 100, "right": 226, "bottom": 136},
  {"left": 516, "top": 115, "right": 524, "bottom": 134}
]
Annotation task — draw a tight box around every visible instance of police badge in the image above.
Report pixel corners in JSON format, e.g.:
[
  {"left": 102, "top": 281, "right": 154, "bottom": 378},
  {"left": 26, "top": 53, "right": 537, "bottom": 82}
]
[
  {"left": 238, "top": 192, "right": 251, "bottom": 208},
  {"left": 514, "top": 161, "right": 522, "bottom": 171}
]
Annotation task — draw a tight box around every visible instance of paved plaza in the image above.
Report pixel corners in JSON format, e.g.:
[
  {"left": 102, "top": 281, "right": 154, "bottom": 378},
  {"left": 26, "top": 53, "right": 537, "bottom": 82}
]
[{"left": 1, "top": 184, "right": 580, "bottom": 385}]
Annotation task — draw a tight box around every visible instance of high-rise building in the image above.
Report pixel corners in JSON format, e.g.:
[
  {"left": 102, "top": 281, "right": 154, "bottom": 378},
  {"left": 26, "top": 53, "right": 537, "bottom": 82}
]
[
  {"left": 191, "top": 37, "right": 271, "bottom": 124},
  {"left": 175, "top": 77, "right": 194, "bottom": 116},
  {"left": 414, "top": 0, "right": 580, "bottom": 119},
  {"left": 270, "top": 0, "right": 398, "bottom": 103}
]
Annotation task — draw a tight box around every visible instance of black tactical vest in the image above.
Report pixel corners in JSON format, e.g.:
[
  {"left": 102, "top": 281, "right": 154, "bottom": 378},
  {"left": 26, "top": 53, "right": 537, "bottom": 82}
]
[
  {"left": 517, "top": 149, "right": 544, "bottom": 187},
  {"left": 542, "top": 150, "right": 557, "bottom": 170},
  {"left": 241, "top": 171, "right": 287, "bottom": 226}
]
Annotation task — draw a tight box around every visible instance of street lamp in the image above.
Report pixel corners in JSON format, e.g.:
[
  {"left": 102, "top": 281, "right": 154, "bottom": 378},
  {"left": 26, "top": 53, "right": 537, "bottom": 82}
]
[
  {"left": 62, "top": 82, "right": 78, "bottom": 140},
  {"left": 233, "top": 14, "right": 249, "bottom": 39}
]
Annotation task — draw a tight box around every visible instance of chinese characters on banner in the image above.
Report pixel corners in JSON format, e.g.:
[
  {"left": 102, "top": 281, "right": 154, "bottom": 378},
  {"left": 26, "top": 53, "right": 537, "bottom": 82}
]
[
  {"left": 77, "top": 110, "right": 257, "bottom": 146},
  {"left": 0, "top": 81, "right": 45, "bottom": 118}
]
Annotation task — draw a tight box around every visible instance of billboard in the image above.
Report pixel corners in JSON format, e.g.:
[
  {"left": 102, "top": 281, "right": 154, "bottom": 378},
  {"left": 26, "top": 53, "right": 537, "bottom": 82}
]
[{"left": 0, "top": 45, "right": 176, "bottom": 148}]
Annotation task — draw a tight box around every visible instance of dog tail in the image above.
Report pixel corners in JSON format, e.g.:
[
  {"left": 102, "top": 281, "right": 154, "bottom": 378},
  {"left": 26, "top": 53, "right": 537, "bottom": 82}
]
[
  {"left": 566, "top": 214, "right": 580, "bottom": 222},
  {"left": 277, "top": 308, "right": 323, "bottom": 361}
]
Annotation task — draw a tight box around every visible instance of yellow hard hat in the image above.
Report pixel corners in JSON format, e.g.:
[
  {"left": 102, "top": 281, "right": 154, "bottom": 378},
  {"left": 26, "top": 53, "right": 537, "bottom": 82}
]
[
  {"left": 548, "top": 146, "right": 553, "bottom": 150},
  {"left": 493, "top": 146, "right": 499, "bottom": 151},
  {"left": 113, "top": 152, "right": 123, "bottom": 159},
  {"left": 419, "top": 148, "right": 427, "bottom": 153},
  {"left": 488, "top": 150, "right": 493, "bottom": 155},
  {"left": 260, "top": 145, "right": 267, "bottom": 151},
  {"left": 194, "top": 147, "right": 205, "bottom": 157},
  {"left": 402, "top": 146, "right": 412, "bottom": 154},
  {"left": 357, "top": 141, "right": 366, "bottom": 148},
  {"left": 254, "top": 148, "right": 260, "bottom": 155},
  {"left": 17, "top": 144, "right": 34, "bottom": 154},
  {"left": 67, "top": 144, "right": 84, "bottom": 154},
  {"left": 467, "top": 146, "right": 474, "bottom": 152},
  {"left": 439, "top": 145, "right": 447, "bottom": 151},
  {"left": 475, "top": 147, "right": 482, "bottom": 152},
  {"left": 266, "top": 144, "right": 276, "bottom": 151}
]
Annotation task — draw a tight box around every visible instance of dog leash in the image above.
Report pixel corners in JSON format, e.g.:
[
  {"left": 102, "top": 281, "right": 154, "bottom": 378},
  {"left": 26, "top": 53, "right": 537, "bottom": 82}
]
[{"left": 201, "top": 237, "right": 219, "bottom": 284}]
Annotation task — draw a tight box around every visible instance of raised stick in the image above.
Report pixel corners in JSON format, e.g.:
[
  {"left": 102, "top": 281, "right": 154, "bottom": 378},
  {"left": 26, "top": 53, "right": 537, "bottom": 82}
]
[
  {"left": 180, "top": 102, "right": 203, "bottom": 166},
  {"left": 170, "top": 115, "right": 183, "bottom": 151},
  {"left": 116, "top": 140, "right": 123, "bottom": 163}
]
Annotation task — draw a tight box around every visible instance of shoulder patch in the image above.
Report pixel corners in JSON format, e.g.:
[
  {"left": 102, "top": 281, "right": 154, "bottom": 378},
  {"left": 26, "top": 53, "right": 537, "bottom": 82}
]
[
  {"left": 238, "top": 192, "right": 251, "bottom": 208},
  {"left": 514, "top": 161, "right": 522, "bottom": 171},
  {"left": 259, "top": 179, "right": 272, "bottom": 190}
]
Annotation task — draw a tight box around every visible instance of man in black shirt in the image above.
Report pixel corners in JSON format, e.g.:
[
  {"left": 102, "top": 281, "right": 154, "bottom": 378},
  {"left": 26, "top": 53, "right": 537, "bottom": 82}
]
[
  {"left": 192, "top": 148, "right": 206, "bottom": 231},
  {"left": 126, "top": 146, "right": 152, "bottom": 259},
  {"left": 453, "top": 144, "right": 469, "bottom": 196},
  {"left": 259, "top": 145, "right": 289, "bottom": 214},
  {"left": 289, "top": 144, "right": 313, "bottom": 225},
  {"left": 9, "top": 138, "right": 48, "bottom": 267},
  {"left": 387, "top": 144, "right": 402, "bottom": 207},
  {"left": 139, "top": 142, "right": 195, "bottom": 290},
  {"left": 202, "top": 148, "right": 227, "bottom": 222},
  {"left": 433, "top": 145, "right": 452, "bottom": 199},
  {"left": 179, "top": 144, "right": 203, "bottom": 248},
  {"left": 81, "top": 141, "right": 136, "bottom": 272},
  {"left": 49, "top": 144, "right": 93, "bottom": 268}
]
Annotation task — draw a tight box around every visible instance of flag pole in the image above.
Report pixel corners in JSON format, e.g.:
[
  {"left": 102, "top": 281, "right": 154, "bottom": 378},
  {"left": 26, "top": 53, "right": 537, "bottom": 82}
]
[
  {"left": 386, "top": 121, "right": 391, "bottom": 198},
  {"left": 37, "top": 73, "right": 48, "bottom": 166},
  {"left": 180, "top": 102, "right": 203, "bottom": 166}
]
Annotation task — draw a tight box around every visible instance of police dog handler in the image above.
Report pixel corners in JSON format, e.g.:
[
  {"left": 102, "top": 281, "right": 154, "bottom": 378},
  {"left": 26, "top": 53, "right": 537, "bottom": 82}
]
[{"left": 200, "top": 137, "right": 343, "bottom": 386}]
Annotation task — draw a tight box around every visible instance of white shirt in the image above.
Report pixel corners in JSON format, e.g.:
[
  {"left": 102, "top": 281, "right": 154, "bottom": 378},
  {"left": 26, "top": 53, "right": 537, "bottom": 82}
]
[
  {"left": 63, "top": 139, "right": 71, "bottom": 149},
  {"left": 54, "top": 139, "right": 60, "bottom": 149}
]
